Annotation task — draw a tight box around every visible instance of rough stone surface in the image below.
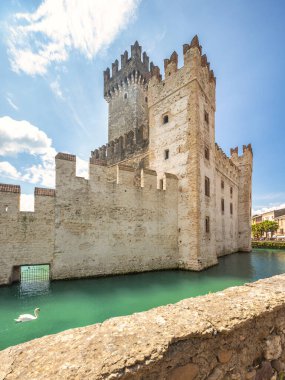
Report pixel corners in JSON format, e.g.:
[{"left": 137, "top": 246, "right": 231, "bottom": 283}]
[
  {"left": 1, "top": 275, "right": 285, "bottom": 379},
  {"left": 167, "top": 363, "right": 199, "bottom": 380},
  {"left": 217, "top": 350, "right": 233, "bottom": 364},
  {"left": 264, "top": 335, "right": 282, "bottom": 360}
]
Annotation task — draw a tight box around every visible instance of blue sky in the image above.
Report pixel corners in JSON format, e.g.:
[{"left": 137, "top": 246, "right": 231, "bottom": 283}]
[{"left": 0, "top": 0, "right": 284, "bottom": 213}]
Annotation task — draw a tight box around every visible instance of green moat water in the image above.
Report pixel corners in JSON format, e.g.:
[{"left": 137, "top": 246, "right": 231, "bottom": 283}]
[{"left": 1, "top": 249, "right": 285, "bottom": 351}]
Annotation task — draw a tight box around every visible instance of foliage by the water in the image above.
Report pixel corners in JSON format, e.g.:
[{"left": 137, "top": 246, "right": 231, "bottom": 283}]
[
  {"left": 251, "top": 220, "right": 279, "bottom": 239},
  {"left": 252, "top": 241, "right": 285, "bottom": 249}
]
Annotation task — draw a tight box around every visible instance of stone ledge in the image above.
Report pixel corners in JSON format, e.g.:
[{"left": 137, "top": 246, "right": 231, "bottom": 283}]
[{"left": 1, "top": 274, "right": 285, "bottom": 379}]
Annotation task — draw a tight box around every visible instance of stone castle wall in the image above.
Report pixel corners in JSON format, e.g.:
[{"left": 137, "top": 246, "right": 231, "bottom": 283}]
[
  {"left": 1, "top": 274, "right": 285, "bottom": 379},
  {"left": 52, "top": 154, "right": 178, "bottom": 280},
  {"left": 0, "top": 155, "right": 178, "bottom": 285},
  {"left": 214, "top": 144, "right": 240, "bottom": 256},
  {"left": 0, "top": 185, "right": 55, "bottom": 285}
]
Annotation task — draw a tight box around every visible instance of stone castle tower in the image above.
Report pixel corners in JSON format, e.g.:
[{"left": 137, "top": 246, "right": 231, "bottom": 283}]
[
  {"left": 0, "top": 36, "right": 253, "bottom": 285},
  {"left": 91, "top": 35, "right": 253, "bottom": 271},
  {"left": 104, "top": 41, "right": 150, "bottom": 142}
]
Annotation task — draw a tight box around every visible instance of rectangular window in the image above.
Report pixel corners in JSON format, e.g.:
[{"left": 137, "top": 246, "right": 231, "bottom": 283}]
[
  {"left": 204, "top": 110, "right": 209, "bottom": 124},
  {"left": 205, "top": 216, "right": 210, "bottom": 233},
  {"left": 221, "top": 180, "right": 224, "bottom": 190},
  {"left": 205, "top": 176, "right": 210, "bottom": 197},
  {"left": 230, "top": 186, "right": 233, "bottom": 197},
  {"left": 205, "top": 146, "right": 210, "bottom": 160},
  {"left": 221, "top": 198, "right": 225, "bottom": 214},
  {"left": 159, "top": 179, "right": 164, "bottom": 190},
  {"left": 164, "top": 149, "right": 169, "bottom": 160},
  {"left": 230, "top": 202, "right": 233, "bottom": 215},
  {"left": 163, "top": 115, "right": 169, "bottom": 124}
]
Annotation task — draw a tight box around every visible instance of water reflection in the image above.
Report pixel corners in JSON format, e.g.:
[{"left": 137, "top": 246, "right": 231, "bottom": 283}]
[{"left": 18, "top": 281, "right": 50, "bottom": 298}]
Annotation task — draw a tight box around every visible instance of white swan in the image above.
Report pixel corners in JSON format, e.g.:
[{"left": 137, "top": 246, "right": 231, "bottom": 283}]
[{"left": 14, "top": 308, "right": 40, "bottom": 323}]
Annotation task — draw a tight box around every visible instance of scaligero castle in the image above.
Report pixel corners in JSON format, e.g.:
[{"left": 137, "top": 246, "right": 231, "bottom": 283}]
[{"left": 0, "top": 36, "right": 253, "bottom": 285}]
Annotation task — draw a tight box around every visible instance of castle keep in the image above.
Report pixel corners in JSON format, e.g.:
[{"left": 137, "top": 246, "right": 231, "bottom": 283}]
[{"left": 0, "top": 36, "right": 253, "bottom": 285}]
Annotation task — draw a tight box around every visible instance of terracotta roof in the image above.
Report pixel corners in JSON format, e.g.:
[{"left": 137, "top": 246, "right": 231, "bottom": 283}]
[
  {"left": 34, "top": 188, "right": 55, "bottom": 197},
  {"left": 0, "top": 183, "right": 20, "bottom": 193},
  {"left": 55, "top": 152, "right": 76, "bottom": 161}
]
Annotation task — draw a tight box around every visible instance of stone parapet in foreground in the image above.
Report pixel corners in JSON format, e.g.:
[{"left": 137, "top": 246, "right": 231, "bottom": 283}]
[{"left": 1, "top": 274, "right": 285, "bottom": 379}]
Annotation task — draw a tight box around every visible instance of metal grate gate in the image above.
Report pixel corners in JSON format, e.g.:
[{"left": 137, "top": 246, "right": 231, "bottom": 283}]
[{"left": 20, "top": 265, "right": 50, "bottom": 282}]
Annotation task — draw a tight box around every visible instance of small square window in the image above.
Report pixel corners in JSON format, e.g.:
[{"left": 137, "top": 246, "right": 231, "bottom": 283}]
[
  {"left": 204, "top": 111, "right": 209, "bottom": 123},
  {"left": 164, "top": 149, "right": 169, "bottom": 160},
  {"left": 163, "top": 115, "right": 169, "bottom": 124},
  {"left": 205, "top": 216, "right": 210, "bottom": 233},
  {"left": 205, "top": 146, "right": 210, "bottom": 160},
  {"left": 205, "top": 176, "right": 210, "bottom": 197}
]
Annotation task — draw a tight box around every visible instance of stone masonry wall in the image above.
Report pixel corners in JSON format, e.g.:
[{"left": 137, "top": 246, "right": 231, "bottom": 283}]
[
  {"left": 148, "top": 37, "right": 218, "bottom": 271},
  {"left": 0, "top": 185, "right": 55, "bottom": 285},
  {"left": 52, "top": 154, "right": 178, "bottom": 280},
  {"left": 214, "top": 145, "right": 240, "bottom": 256},
  {"left": 0, "top": 156, "right": 178, "bottom": 285},
  {"left": 1, "top": 274, "right": 285, "bottom": 379}
]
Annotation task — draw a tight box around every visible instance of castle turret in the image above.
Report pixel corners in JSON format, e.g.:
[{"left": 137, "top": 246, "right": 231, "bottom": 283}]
[
  {"left": 104, "top": 42, "right": 151, "bottom": 142},
  {"left": 230, "top": 144, "right": 253, "bottom": 252}
]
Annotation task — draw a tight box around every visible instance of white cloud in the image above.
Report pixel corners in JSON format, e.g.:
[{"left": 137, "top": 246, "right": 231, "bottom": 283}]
[
  {"left": 76, "top": 157, "right": 89, "bottom": 179},
  {"left": 0, "top": 116, "right": 56, "bottom": 187},
  {"left": 0, "top": 161, "right": 21, "bottom": 179},
  {"left": 6, "top": 95, "right": 19, "bottom": 111},
  {"left": 0, "top": 116, "right": 55, "bottom": 157},
  {"left": 50, "top": 78, "right": 65, "bottom": 99},
  {"left": 20, "top": 194, "right": 35, "bottom": 212},
  {"left": 253, "top": 203, "right": 285, "bottom": 215},
  {"left": 8, "top": 0, "right": 140, "bottom": 75},
  {"left": 0, "top": 116, "right": 89, "bottom": 210}
]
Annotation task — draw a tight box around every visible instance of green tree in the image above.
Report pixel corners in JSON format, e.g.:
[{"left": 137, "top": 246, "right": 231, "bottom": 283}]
[
  {"left": 267, "top": 220, "right": 279, "bottom": 237},
  {"left": 251, "top": 220, "right": 278, "bottom": 239},
  {"left": 251, "top": 224, "right": 260, "bottom": 239}
]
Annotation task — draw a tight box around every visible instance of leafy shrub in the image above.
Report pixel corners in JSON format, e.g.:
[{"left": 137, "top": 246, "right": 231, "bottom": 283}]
[{"left": 252, "top": 241, "right": 285, "bottom": 249}]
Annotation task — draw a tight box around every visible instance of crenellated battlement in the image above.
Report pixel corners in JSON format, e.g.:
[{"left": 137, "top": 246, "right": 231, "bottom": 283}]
[
  {"left": 56, "top": 151, "right": 177, "bottom": 192},
  {"left": 104, "top": 41, "right": 151, "bottom": 99},
  {"left": 215, "top": 143, "right": 239, "bottom": 181},
  {"left": 230, "top": 144, "right": 253, "bottom": 157},
  {"left": 0, "top": 183, "right": 55, "bottom": 215},
  {"left": 148, "top": 35, "right": 216, "bottom": 109},
  {"left": 230, "top": 144, "right": 253, "bottom": 167},
  {"left": 150, "top": 35, "right": 216, "bottom": 85},
  {"left": 90, "top": 125, "right": 148, "bottom": 165}
]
